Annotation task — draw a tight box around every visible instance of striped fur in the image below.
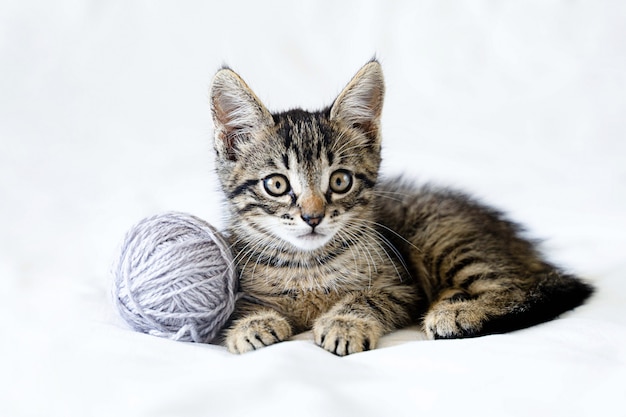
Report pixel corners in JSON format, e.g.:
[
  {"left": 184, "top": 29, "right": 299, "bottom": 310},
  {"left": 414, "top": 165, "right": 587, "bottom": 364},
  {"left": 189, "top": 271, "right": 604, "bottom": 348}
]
[{"left": 210, "top": 60, "right": 593, "bottom": 355}]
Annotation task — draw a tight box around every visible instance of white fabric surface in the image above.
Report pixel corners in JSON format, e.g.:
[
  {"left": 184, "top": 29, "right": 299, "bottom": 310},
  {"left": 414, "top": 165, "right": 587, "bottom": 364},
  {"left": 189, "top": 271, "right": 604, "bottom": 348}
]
[{"left": 2, "top": 1, "right": 625, "bottom": 416}]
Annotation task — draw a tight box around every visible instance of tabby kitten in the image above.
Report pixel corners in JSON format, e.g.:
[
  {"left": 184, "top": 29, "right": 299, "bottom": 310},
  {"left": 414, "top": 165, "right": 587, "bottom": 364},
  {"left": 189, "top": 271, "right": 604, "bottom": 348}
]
[{"left": 210, "top": 60, "right": 593, "bottom": 356}]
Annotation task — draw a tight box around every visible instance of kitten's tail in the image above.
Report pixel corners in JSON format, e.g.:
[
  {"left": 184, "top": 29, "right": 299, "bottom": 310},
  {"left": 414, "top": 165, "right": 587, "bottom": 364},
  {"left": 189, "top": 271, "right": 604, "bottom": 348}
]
[{"left": 482, "top": 270, "right": 594, "bottom": 335}]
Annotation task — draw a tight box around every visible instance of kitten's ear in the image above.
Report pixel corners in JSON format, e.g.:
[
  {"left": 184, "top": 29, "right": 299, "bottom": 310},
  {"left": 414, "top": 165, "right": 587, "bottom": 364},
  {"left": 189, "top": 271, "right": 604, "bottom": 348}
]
[
  {"left": 330, "top": 60, "right": 385, "bottom": 138},
  {"left": 210, "top": 68, "right": 274, "bottom": 161}
]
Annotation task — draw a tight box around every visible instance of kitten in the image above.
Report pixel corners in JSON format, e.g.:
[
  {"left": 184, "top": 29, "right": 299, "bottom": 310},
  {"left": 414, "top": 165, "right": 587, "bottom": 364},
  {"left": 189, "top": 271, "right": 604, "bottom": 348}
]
[{"left": 210, "top": 60, "right": 593, "bottom": 356}]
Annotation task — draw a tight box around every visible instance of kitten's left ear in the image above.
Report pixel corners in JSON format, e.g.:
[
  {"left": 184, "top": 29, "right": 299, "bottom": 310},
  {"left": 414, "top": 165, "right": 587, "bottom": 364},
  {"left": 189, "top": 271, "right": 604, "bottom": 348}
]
[{"left": 330, "top": 60, "right": 385, "bottom": 138}]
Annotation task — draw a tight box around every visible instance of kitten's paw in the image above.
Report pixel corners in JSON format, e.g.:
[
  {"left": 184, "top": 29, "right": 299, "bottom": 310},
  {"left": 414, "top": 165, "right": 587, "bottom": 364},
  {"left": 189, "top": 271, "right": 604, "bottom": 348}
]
[
  {"left": 313, "top": 314, "right": 383, "bottom": 356},
  {"left": 423, "top": 299, "right": 487, "bottom": 339},
  {"left": 225, "top": 310, "right": 292, "bottom": 354}
]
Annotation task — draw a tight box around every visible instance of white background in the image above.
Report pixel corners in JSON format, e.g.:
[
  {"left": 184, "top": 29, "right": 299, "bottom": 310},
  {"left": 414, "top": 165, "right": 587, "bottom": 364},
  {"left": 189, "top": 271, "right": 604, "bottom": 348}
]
[{"left": 2, "top": 1, "right": 625, "bottom": 416}]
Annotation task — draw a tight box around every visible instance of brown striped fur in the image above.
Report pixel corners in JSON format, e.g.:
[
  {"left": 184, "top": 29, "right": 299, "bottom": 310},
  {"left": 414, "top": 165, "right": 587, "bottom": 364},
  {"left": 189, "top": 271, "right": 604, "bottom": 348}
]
[{"left": 209, "top": 60, "right": 593, "bottom": 355}]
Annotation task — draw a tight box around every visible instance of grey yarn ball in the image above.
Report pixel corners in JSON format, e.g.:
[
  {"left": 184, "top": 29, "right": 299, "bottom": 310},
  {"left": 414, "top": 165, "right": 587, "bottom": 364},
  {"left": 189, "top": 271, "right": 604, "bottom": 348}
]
[{"left": 113, "top": 212, "right": 239, "bottom": 343}]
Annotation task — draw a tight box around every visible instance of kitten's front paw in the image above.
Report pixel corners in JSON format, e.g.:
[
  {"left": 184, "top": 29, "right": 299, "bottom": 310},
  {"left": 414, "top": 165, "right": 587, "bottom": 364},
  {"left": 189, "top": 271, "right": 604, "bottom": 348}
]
[
  {"left": 313, "top": 314, "right": 383, "bottom": 356},
  {"left": 225, "top": 310, "right": 292, "bottom": 354},
  {"left": 423, "top": 299, "right": 486, "bottom": 339}
]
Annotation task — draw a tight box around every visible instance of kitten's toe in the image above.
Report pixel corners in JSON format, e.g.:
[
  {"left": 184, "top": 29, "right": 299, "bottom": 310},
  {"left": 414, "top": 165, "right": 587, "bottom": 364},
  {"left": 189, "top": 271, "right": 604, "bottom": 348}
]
[
  {"left": 313, "top": 314, "right": 383, "bottom": 356},
  {"left": 423, "top": 300, "right": 487, "bottom": 339},
  {"left": 225, "top": 310, "right": 292, "bottom": 354}
]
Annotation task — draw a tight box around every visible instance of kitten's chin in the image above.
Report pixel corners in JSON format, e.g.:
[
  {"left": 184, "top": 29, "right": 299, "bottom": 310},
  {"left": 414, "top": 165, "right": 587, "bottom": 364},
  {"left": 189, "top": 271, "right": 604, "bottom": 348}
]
[{"left": 284, "top": 231, "right": 334, "bottom": 252}]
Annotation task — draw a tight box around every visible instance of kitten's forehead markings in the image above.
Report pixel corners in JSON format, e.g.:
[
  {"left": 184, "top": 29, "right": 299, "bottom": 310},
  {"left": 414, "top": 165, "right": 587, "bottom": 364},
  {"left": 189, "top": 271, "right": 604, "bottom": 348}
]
[{"left": 276, "top": 117, "right": 338, "bottom": 198}]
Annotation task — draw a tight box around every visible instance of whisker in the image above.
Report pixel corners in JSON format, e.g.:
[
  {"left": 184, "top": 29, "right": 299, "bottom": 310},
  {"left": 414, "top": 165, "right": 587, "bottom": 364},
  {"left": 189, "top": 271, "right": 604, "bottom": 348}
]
[
  {"left": 344, "top": 219, "right": 408, "bottom": 283},
  {"left": 359, "top": 218, "right": 423, "bottom": 254},
  {"left": 336, "top": 227, "right": 375, "bottom": 287},
  {"left": 371, "top": 192, "right": 405, "bottom": 204}
]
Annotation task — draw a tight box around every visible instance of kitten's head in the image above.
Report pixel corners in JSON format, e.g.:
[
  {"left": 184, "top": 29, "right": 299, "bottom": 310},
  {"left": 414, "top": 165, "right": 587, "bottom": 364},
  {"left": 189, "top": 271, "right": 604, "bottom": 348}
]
[{"left": 210, "top": 60, "right": 384, "bottom": 253}]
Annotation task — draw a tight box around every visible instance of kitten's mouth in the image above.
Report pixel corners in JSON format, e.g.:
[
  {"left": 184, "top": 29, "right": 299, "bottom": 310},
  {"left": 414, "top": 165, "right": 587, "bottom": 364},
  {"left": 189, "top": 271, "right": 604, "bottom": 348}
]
[
  {"left": 298, "top": 231, "right": 326, "bottom": 240},
  {"left": 287, "top": 229, "right": 334, "bottom": 251}
]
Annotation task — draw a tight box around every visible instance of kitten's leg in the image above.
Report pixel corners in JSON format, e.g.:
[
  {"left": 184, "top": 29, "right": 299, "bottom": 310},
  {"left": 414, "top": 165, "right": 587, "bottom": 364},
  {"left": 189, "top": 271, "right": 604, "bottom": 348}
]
[
  {"left": 423, "top": 270, "right": 536, "bottom": 339},
  {"left": 313, "top": 287, "right": 417, "bottom": 356},
  {"left": 423, "top": 284, "right": 518, "bottom": 339},
  {"left": 424, "top": 270, "right": 592, "bottom": 339},
  {"left": 225, "top": 303, "right": 292, "bottom": 354}
]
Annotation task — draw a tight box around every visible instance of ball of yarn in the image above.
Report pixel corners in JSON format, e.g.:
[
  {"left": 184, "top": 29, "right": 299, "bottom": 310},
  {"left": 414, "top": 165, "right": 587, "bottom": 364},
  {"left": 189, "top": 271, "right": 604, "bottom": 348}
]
[{"left": 112, "top": 212, "right": 239, "bottom": 343}]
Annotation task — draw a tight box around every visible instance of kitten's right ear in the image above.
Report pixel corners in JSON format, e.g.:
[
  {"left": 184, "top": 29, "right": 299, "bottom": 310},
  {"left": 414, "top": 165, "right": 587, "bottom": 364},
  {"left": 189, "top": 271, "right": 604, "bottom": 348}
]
[
  {"left": 330, "top": 60, "right": 385, "bottom": 140},
  {"left": 210, "top": 68, "right": 274, "bottom": 161}
]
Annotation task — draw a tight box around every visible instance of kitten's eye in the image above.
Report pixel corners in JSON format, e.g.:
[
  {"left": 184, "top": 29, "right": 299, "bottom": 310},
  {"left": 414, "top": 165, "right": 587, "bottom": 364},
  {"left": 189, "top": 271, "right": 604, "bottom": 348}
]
[
  {"left": 263, "top": 174, "right": 291, "bottom": 197},
  {"left": 329, "top": 170, "right": 353, "bottom": 194}
]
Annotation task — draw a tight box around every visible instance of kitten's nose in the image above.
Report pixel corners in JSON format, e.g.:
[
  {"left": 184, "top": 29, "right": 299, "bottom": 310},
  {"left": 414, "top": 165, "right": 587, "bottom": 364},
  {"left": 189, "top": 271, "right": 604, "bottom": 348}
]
[
  {"left": 301, "top": 213, "right": 324, "bottom": 228},
  {"left": 300, "top": 192, "right": 325, "bottom": 229}
]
